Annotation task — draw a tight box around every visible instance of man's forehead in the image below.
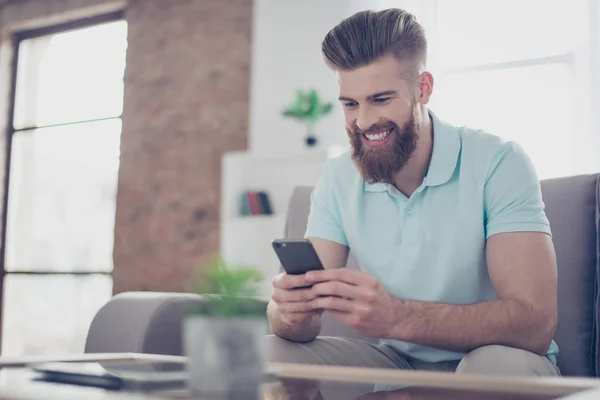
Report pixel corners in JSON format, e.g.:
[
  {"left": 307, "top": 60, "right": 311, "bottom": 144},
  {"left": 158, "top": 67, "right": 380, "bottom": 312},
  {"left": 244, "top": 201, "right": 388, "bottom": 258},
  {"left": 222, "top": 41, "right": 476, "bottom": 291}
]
[
  {"left": 337, "top": 70, "right": 410, "bottom": 99},
  {"left": 336, "top": 56, "right": 412, "bottom": 97}
]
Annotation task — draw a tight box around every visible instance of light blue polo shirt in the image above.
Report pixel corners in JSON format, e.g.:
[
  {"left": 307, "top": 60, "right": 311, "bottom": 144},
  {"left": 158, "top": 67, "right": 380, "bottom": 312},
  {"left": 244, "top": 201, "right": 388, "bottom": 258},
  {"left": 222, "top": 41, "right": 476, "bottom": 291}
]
[{"left": 305, "top": 110, "right": 559, "bottom": 363}]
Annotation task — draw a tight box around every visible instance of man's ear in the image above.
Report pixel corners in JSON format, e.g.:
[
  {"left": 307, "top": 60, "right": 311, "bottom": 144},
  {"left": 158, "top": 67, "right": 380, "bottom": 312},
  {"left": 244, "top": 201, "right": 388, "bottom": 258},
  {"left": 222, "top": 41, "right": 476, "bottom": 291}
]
[{"left": 418, "top": 72, "right": 434, "bottom": 105}]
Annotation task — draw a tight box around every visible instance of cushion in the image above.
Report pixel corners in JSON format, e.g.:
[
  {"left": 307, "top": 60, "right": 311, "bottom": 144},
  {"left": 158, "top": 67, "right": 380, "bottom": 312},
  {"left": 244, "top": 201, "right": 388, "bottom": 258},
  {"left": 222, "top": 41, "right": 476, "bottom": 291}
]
[
  {"left": 85, "top": 292, "right": 208, "bottom": 356},
  {"left": 541, "top": 173, "right": 599, "bottom": 376}
]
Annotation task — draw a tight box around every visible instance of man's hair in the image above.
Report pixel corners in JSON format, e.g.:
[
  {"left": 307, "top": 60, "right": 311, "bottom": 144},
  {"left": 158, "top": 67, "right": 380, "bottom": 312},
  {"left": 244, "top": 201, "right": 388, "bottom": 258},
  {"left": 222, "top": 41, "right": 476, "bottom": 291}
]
[{"left": 321, "top": 9, "right": 427, "bottom": 77}]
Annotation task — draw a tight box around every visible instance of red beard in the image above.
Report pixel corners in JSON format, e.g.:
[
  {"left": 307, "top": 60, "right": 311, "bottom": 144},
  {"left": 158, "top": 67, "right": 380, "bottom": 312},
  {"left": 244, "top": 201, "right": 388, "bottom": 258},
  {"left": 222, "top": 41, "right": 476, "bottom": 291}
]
[{"left": 348, "top": 105, "right": 420, "bottom": 184}]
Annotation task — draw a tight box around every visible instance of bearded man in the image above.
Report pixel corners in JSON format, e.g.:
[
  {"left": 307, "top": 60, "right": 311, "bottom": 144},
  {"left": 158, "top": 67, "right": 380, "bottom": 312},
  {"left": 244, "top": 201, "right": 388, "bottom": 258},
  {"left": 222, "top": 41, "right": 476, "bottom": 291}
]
[{"left": 266, "top": 8, "right": 559, "bottom": 377}]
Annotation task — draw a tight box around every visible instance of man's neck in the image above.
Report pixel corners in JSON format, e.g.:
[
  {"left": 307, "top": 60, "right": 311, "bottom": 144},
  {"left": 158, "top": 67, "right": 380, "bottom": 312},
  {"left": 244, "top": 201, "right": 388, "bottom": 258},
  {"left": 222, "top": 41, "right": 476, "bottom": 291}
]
[{"left": 393, "top": 110, "right": 434, "bottom": 197}]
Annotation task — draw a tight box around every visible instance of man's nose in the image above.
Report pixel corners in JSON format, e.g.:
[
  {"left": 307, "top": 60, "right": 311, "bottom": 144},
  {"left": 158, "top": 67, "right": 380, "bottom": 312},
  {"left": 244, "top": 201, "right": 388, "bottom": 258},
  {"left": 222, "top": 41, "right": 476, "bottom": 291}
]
[{"left": 356, "top": 108, "right": 379, "bottom": 132}]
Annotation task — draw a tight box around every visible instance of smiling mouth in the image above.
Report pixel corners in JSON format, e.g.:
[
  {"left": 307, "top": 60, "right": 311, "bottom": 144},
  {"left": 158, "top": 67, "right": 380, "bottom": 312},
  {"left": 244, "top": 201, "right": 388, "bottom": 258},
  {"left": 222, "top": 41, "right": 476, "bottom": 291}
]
[{"left": 364, "top": 128, "right": 393, "bottom": 141}]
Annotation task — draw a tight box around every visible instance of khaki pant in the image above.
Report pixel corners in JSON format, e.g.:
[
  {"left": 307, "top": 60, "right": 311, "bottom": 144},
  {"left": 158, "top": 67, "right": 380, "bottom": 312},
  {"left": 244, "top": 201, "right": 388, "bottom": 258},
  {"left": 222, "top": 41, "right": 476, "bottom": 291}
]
[{"left": 268, "top": 335, "right": 560, "bottom": 376}]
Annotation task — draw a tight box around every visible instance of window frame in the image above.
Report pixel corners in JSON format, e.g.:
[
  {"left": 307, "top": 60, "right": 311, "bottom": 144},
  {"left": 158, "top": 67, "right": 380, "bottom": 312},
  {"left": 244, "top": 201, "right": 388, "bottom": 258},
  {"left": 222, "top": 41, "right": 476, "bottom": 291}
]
[
  {"left": 0, "top": 10, "right": 125, "bottom": 354},
  {"left": 430, "top": 0, "right": 600, "bottom": 178}
]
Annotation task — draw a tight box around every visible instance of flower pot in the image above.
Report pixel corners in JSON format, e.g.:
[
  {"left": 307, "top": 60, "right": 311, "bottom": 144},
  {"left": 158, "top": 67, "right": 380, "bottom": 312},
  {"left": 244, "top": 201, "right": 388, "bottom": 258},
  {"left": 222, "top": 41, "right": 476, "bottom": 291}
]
[
  {"left": 183, "top": 315, "right": 268, "bottom": 398},
  {"left": 305, "top": 134, "right": 318, "bottom": 147}
]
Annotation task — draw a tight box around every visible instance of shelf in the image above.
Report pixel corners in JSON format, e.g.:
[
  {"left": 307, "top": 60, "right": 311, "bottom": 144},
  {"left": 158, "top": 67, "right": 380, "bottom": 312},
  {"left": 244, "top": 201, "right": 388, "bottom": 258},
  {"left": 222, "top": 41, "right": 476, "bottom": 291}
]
[
  {"left": 221, "top": 151, "right": 332, "bottom": 220},
  {"left": 224, "top": 214, "right": 280, "bottom": 222}
]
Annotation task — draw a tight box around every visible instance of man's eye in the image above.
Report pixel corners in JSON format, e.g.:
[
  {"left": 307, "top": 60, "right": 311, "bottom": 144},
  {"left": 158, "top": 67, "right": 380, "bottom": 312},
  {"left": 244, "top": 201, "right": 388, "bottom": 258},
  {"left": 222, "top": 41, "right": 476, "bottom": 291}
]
[
  {"left": 373, "top": 98, "right": 391, "bottom": 104},
  {"left": 343, "top": 102, "right": 358, "bottom": 109}
]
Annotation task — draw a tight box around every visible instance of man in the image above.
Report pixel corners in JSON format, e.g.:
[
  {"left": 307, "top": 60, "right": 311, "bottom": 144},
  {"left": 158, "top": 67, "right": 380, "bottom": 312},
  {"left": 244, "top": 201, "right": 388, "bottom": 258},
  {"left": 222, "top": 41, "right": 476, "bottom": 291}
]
[{"left": 266, "top": 8, "right": 559, "bottom": 377}]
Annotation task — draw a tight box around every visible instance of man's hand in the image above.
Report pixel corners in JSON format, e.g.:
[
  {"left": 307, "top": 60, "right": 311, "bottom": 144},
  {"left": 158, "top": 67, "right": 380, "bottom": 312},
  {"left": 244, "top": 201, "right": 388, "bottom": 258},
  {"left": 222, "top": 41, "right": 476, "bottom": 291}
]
[
  {"left": 268, "top": 237, "right": 349, "bottom": 343},
  {"left": 306, "top": 269, "right": 399, "bottom": 338},
  {"left": 271, "top": 272, "right": 321, "bottom": 326}
]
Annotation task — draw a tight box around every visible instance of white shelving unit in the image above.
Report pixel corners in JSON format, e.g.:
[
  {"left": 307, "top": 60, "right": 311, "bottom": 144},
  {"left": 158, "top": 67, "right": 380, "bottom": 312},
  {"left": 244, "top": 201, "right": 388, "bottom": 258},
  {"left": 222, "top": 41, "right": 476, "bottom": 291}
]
[{"left": 220, "top": 148, "right": 344, "bottom": 297}]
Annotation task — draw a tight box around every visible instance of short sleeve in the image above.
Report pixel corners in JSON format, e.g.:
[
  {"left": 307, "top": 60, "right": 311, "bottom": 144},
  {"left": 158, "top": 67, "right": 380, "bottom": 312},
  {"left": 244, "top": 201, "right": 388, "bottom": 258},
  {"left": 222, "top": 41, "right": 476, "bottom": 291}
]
[
  {"left": 484, "top": 142, "right": 551, "bottom": 239},
  {"left": 304, "top": 161, "right": 349, "bottom": 246}
]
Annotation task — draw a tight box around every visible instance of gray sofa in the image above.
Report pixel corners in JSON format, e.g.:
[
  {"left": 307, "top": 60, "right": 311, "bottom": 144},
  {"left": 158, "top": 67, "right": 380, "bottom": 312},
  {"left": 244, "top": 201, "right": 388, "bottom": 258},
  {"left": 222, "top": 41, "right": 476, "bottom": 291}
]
[{"left": 85, "top": 174, "right": 600, "bottom": 377}]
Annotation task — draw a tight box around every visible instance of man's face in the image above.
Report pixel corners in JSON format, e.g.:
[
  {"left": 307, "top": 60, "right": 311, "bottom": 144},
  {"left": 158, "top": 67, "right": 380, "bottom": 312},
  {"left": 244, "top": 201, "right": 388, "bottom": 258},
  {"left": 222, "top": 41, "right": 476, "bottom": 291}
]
[{"left": 337, "top": 54, "right": 423, "bottom": 184}]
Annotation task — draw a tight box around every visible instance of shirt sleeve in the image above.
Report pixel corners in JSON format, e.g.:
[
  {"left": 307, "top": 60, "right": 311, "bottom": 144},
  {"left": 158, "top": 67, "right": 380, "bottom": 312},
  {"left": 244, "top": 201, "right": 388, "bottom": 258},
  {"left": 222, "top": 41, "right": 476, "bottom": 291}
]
[
  {"left": 484, "top": 142, "right": 551, "bottom": 239},
  {"left": 304, "top": 160, "right": 349, "bottom": 246}
]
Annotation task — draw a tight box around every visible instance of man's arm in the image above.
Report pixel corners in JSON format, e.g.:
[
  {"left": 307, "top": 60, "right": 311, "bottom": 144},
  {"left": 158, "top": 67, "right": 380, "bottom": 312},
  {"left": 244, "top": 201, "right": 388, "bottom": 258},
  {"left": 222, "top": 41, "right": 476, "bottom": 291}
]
[
  {"left": 267, "top": 238, "right": 349, "bottom": 342},
  {"left": 387, "top": 142, "right": 558, "bottom": 354},
  {"left": 267, "top": 298, "right": 320, "bottom": 343},
  {"left": 310, "top": 237, "right": 350, "bottom": 268},
  {"left": 307, "top": 231, "right": 558, "bottom": 355},
  {"left": 388, "top": 231, "right": 558, "bottom": 354}
]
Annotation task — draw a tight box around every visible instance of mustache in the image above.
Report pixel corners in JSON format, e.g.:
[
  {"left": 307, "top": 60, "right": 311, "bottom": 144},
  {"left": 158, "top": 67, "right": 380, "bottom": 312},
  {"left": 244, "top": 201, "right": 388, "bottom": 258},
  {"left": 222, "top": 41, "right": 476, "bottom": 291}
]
[{"left": 353, "top": 122, "right": 396, "bottom": 136}]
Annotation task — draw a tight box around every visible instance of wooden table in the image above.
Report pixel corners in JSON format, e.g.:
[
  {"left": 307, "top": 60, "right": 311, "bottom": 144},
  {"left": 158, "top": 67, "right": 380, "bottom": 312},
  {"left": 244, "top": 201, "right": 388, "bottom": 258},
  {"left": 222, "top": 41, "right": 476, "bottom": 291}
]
[
  {"left": 269, "top": 362, "right": 600, "bottom": 399},
  {"left": 0, "top": 354, "right": 599, "bottom": 399}
]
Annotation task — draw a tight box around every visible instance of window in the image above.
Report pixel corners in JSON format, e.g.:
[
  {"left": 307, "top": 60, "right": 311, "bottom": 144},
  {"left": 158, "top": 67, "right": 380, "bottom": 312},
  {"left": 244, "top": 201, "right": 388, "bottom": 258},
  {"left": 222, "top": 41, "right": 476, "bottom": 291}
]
[
  {"left": 1, "top": 15, "right": 127, "bottom": 356},
  {"left": 429, "top": 0, "right": 599, "bottom": 179}
]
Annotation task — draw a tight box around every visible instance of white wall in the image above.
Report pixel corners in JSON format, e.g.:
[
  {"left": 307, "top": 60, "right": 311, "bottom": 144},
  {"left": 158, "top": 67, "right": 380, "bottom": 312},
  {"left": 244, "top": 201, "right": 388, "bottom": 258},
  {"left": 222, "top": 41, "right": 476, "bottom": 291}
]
[{"left": 248, "top": 0, "right": 436, "bottom": 156}]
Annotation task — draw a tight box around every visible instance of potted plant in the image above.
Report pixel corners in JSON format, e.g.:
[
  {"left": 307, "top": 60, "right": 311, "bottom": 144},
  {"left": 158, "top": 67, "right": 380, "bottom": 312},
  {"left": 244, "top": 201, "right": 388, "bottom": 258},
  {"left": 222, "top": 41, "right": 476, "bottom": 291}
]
[
  {"left": 282, "top": 89, "right": 333, "bottom": 147},
  {"left": 184, "top": 254, "right": 267, "bottom": 398}
]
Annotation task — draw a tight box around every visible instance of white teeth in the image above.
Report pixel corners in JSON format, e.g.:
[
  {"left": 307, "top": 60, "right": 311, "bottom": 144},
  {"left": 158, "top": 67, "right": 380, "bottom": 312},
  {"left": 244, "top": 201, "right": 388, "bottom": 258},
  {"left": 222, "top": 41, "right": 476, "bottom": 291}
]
[{"left": 365, "top": 128, "right": 392, "bottom": 141}]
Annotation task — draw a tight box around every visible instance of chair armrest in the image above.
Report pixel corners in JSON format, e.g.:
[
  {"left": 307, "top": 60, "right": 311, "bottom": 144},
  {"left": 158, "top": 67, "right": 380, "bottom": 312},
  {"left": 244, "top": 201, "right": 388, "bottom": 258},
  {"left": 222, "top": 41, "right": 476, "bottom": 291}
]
[{"left": 84, "top": 292, "right": 208, "bottom": 356}]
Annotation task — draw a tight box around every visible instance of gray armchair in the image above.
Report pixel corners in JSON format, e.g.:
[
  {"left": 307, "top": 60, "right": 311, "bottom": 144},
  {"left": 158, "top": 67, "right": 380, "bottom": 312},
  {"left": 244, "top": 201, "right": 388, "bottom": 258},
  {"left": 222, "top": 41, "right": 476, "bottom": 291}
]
[{"left": 85, "top": 174, "right": 600, "bottom": 377}]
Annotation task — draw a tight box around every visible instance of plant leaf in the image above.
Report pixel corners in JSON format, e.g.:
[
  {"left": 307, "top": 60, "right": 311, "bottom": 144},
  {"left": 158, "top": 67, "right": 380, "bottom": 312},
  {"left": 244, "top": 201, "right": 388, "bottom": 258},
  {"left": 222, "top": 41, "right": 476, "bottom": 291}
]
[
  {"left": 282, "top": 89, "right": 333, "bottom": 125},
  {"left": 321, "top": 103, "right": 333, "bottom": 115},
  {"left": 191, "top": 253, "right": 265, "bottom": 316},
  {"left": 282, "top": 109, "right": 303, "bottom": 119}
]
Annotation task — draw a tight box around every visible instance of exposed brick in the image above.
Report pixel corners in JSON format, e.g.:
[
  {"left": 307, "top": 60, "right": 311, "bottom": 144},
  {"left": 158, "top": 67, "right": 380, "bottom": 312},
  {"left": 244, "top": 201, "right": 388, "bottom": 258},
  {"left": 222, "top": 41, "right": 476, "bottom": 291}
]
[{"left": 112, "top": 0, "right": 251, "bottom": 294}]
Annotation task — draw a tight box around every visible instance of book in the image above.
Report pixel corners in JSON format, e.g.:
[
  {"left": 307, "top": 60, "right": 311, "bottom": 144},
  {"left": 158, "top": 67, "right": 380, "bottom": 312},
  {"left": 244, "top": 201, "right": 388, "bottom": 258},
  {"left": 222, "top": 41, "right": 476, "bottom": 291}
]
[
  {"left": 239, "top": 191, "right": 273, "bottom": 216},
  {"left": 258, "top": 191, "right": 273, "bottom": 215}
]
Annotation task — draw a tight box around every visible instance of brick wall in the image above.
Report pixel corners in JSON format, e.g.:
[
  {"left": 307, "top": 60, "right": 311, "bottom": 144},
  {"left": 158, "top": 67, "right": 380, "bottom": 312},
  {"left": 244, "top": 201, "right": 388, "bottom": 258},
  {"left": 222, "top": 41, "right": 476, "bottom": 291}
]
[{"left": 113, "top": 0, "right": 251, "bottom": 293}]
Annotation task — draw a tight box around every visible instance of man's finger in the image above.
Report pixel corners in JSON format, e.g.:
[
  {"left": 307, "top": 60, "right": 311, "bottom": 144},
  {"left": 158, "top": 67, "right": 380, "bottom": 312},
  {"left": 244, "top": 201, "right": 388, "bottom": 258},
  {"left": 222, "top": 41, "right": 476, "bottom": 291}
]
[
  {"left": 271, "top": 287, "right": 316, "bottom": 303},
  {"left": 311, "top": 281, "right": 371, "bottom": 301},
  {"left": 272, "top": 273, "right": 312, "bottom": 289},
  {"left": 312, "top": 296, "right": 355, "bottom": 312},
  {"left": 305, "top": 268, "right": 378, "bottom": 288}
]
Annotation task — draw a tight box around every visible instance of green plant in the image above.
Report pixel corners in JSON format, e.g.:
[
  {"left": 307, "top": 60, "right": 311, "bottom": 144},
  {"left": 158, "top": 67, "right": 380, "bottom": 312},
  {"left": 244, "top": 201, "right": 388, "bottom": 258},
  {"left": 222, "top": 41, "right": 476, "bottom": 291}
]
[
  {"left": 191, "top": 254, "right": 266, "bottom": 317},
  {"left": 282, "top": 89, "right": 333, "bottom": 145}
]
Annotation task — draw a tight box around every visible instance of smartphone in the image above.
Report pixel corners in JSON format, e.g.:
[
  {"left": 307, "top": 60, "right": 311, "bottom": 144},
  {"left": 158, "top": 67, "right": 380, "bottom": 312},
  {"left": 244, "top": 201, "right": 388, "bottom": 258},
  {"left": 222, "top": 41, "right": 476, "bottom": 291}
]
[{"left": 271, "top": 238, "right": 325, "bottom": 275}]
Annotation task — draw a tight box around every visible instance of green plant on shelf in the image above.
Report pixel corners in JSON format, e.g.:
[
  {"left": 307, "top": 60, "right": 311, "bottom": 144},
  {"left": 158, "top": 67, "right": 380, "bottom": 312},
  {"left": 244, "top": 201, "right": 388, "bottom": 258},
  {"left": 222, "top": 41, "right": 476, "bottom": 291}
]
[{"left": 282, "top": 89, "right": 333, "bottom": 147}]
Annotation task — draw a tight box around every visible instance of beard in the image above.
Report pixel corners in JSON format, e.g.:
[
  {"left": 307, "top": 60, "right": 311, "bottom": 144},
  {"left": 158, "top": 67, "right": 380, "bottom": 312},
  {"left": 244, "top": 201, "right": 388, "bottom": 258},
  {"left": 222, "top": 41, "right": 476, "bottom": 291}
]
[{"left": 348, "top": 103, "right": 420, "bottom": 185}]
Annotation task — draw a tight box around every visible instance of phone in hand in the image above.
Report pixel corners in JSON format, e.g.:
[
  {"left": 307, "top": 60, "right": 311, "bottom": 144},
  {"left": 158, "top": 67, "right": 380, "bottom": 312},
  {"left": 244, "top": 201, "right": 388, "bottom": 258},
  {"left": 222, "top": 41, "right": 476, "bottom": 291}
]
[{"left": 271, "top": 239, "right": 325, "bottom": 280}]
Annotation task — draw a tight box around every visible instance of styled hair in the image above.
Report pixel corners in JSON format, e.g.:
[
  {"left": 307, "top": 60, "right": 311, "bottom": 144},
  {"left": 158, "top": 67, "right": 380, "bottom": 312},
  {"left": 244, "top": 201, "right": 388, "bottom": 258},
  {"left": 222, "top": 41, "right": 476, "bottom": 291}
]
[{"left": 321, "top": 9, "right": 427, "bottom": 77}]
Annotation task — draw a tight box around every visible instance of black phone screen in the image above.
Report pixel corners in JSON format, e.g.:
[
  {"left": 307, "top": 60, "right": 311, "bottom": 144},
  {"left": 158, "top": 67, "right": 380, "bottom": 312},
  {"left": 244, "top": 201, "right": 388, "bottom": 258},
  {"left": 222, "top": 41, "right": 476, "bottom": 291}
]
[{"left": 272, "top": 239, "right": 325, "bottom": 275}]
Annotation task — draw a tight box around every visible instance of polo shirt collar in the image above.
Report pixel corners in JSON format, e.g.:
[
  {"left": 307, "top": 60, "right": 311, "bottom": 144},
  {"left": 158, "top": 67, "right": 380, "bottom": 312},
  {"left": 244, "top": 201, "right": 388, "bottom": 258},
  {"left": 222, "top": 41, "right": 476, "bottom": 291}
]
[
  {"left": 363, "top": 109, "right": 461, "bottom": 192},
  {"left": 424, "top": 110, "right": 461, "bottom": 186}
]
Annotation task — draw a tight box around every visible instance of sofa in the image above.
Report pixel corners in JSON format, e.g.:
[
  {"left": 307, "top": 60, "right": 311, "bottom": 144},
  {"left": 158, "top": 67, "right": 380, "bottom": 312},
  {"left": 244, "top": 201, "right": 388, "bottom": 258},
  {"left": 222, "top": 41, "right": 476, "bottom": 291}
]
[{"left": 85, "top": 173, "right": 600, "bottom": 377}]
